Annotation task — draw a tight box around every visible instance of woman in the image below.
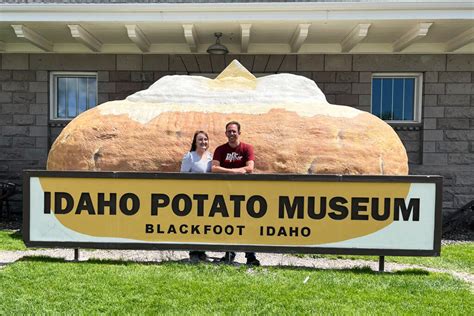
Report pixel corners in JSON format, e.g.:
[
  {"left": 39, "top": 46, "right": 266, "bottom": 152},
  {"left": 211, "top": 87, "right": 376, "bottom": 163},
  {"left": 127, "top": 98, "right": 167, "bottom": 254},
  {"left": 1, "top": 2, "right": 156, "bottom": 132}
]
[{"left": 180, "top": 131, "right": 212, "bottom": 263}]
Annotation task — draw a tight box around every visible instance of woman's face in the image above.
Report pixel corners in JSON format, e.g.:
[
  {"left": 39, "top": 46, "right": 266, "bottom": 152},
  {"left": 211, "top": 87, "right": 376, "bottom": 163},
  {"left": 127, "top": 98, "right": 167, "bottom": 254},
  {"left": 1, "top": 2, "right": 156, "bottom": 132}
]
[{"left": 195, "top": 133, "right": 209, "bottom": 151}]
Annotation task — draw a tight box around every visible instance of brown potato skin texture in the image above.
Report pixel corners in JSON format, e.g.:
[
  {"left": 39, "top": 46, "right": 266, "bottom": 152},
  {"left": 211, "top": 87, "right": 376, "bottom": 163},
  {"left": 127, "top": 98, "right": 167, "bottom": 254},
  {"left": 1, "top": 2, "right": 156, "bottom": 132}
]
[{"left": 47, "top": 106, "right": 408, "bottom": 175}]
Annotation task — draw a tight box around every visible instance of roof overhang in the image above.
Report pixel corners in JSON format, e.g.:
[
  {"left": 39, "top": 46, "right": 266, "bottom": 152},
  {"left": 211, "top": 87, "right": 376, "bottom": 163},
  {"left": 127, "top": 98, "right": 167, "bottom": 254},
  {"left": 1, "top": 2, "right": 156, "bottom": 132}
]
[{"left": 1, "top": 2, "right": 473, "bottom": 54}]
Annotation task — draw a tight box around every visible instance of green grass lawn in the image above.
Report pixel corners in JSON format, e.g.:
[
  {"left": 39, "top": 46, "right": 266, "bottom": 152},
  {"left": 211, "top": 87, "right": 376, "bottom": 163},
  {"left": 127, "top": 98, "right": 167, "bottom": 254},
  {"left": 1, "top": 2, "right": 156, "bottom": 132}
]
[
  {"left": 0, "top": 230, "right": 27, "bottom": 251},
  {"left": 0, "top": 258, "right": 472, "bottom": 314},
  {"left": 308, "top": 242, "right": 474, "bottom": 274}
]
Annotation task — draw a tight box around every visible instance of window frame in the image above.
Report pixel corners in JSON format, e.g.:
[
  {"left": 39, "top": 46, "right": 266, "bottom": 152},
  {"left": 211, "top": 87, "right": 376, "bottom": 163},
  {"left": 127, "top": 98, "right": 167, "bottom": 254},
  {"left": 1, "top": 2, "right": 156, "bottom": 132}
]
[
  {"left": 370, "top": 73, "right": 423, "bottom": 124},
  {"left": 49, "top": 71, "right": 98, "bottom": 121}
]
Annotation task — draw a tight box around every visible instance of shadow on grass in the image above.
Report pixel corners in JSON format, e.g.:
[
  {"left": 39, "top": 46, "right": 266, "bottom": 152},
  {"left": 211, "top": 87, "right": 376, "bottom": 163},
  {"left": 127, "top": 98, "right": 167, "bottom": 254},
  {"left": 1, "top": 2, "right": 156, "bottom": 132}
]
[{"left": 16, "top": 256, "right": 430, "bottom": 276}]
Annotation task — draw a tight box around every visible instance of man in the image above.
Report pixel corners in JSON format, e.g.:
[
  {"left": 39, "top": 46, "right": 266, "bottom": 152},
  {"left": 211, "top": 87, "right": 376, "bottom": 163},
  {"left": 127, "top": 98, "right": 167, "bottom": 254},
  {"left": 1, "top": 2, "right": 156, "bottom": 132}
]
[{"left": 212, "top": 121, "right": 260, "bottom": 266}]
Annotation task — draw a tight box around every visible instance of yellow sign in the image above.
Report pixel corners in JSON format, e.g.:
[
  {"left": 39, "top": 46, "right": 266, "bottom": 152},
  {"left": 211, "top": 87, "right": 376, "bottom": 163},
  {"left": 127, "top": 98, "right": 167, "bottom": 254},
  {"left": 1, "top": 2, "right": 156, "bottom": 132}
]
[{"left": 26, "top": 172, "right": 440, "bottom": 252}]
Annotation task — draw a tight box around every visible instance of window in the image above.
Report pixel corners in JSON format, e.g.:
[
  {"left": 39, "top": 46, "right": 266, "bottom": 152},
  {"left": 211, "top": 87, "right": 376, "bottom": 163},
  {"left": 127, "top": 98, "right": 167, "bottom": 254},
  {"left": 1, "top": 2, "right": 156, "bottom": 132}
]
[
  {"left": 371, "top": 73, "right": 422, "bottom": 123},
  {"left": 50, "top": 72, "right": 97, "bottom": 120}
]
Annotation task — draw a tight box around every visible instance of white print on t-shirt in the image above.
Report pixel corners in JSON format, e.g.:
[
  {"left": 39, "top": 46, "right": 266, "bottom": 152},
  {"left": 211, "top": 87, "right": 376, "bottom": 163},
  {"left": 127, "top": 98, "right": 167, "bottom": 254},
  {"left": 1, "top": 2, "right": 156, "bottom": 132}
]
[{"left": 225, "top": 152, "right": 243, "bottom": 163}]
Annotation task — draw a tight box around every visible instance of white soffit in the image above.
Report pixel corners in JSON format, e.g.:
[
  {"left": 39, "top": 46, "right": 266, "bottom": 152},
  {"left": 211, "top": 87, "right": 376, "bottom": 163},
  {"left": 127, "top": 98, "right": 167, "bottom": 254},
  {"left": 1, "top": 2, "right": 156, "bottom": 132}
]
[{"left": 1, "top": 2, "right": 473, "bottom": 54}]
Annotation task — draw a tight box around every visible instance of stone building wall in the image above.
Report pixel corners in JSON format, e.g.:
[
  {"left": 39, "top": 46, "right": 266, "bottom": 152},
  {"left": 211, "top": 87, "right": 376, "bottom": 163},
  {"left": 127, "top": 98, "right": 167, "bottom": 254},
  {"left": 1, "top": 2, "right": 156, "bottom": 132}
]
[{"left": 0, "top": 53, "right": 473, "bottom": 216}]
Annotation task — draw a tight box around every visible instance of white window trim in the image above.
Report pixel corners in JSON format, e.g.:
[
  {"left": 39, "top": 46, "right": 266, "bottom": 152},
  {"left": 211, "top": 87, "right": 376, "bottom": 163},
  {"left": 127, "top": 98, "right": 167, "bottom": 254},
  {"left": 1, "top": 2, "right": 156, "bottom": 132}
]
[
  {"left": 49, "top": 71, "right": 98, "bottom": 121},
  {"left": 371, "top": 73, "right": 423, "bottom": 124}
]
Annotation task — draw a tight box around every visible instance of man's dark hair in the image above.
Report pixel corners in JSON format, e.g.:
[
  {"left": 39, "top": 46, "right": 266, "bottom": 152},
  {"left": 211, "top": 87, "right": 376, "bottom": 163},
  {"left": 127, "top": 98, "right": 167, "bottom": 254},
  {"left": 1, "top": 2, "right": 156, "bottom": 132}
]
[{"left": 226, "top": 121, "right": 241, "bottom": 132}]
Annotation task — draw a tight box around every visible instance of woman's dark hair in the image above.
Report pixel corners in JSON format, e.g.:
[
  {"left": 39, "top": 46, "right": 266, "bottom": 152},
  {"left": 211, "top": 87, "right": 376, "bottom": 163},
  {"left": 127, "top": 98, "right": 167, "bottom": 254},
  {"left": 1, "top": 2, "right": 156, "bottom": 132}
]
[{"left": 190, "top": 130, "right": 209, "bottom": 152}]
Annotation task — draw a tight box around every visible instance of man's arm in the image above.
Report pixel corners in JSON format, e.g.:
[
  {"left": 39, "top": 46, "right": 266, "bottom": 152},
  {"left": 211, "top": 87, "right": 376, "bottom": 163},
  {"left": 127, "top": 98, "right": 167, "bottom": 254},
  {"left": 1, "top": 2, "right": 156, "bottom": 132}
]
[
  {"left": 243, "top": 160, "right": 254, "bottom": 173},
  {"left": 211, "top": 160, "right": 247, "bottom": 174}
]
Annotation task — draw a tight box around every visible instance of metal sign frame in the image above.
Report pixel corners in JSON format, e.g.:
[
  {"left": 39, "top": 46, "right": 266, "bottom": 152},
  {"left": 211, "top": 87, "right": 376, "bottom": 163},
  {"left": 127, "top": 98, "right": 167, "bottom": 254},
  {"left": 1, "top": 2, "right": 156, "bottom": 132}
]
[{"left": 23, "top": 170, "right": 442, "bottom": 257}]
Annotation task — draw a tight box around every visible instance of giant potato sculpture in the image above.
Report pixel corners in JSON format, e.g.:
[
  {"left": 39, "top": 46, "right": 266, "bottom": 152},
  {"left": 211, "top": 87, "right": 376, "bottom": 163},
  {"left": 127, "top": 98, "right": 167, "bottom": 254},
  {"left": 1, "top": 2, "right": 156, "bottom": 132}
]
[{"left": 47, "top": 60, "right": 408, "bottom": 175}]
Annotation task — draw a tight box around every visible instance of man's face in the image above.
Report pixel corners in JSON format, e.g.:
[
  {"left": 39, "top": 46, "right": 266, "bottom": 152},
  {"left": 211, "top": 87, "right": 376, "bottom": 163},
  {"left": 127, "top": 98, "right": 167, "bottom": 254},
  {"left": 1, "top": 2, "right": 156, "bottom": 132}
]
[{"left": 225, "top": 124, "right": 240, "bottom": 143}]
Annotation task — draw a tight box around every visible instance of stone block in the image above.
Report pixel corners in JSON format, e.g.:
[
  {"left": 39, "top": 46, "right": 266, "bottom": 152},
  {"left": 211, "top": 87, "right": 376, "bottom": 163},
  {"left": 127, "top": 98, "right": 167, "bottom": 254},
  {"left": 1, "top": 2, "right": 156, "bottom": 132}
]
[
  {"left": 445, "top": 107, "right": 473, "bottom": 118},
  {"left": 0, "top": 114, "right": 12, "bottom": 125},
  {"left": 397, "top": 130, "right": 421, "bottom": 141},
  {"left": 30, "top": 54, "right": 116, "bottom": 70},
  {"left": 29, "top": 104, "right": 48, "bottom": 115},
  {"left": 2, "top": 54, "right": 29, "bottom": 70},
  {"left": 437, "top": 118, "right": 470, "bottom": 130},
  {"left": 336, "top": 72, "right": 358, "bottom": 83},
  {"left": 194, "top": 55, "right": 212, "bottom": 72},
  {"left": 2, "top": 126, "right": 29, "bottom": 136},
  {"left": 402, "top": 141, "right": 420, "bottom": 152},
  {"left": 36, "top": 71, "right": 48, "bottom": 82},
  {"left": 98, "top": 93, "right": 109, "bottom": 104},
  {"left": 446, "top": 83, "right": 474, "bottom": 94},
  {"left": 424, "top": 72, "right": 438, "bottom": 83},
  {"left": 424, "top": 83, "right": 445, "bottom": 95},
  {"left": 335, "top": 94, "right": 358, "bottom": 106},
  {"left": 115, "top": 82, "right": 142, "bottom": 94},
  {"left": 0, "top": 92, "right": 12, "bottom": 103},
  {"left": 293, "top": 72, "right": 312, "bottom": 79},
  {"left": 423, "top": 95, "right": 437, "bottom": 106},
  {"left": 36, "top": 93, "right": 48, "bottom": 104},
  {"left": 169, "top": 55, "right": 187, "bottom": 72},
  {"left": 29, "top": 82, "right": 48, "bottom": 93},
  {"left": 448, "top": 154, "right": 474, "bottom": 164},
  {"left": 407, "top": 152, "right": 420, "bottom": 164},
  {"left": 454, "top": 195, "right": 474, "bottom": 209},
  {"left": 359, "top": 72, "right": 372, "bottom": 83},
  {"left": 35, "top": 137, "right": 48, "bottom": 149},
  {"left": 12, "top": 70, "right": 36, "bottom": 81},
  {"left": 117, "top": 54, "right": 142, "bottom": 71},
  {"left": 325, "top": 55, "right": 352, "bottom": 71},
  {"left": 35, "top": 115, "right": 48, "bottom": 126},
  {"left": 325, "top": 94, "right": 336, "bottom": 103},
  {"left": 423, "top": 130, "right": 443, "bottom": 141},
  {"left": 13, "top": 114, "right": 35, "bottom": 125},
  {"left": 0, "top": 70, "right": 11, "bottom": 81},
  {"left": 323, "top": 83, "right": 351, "bottom": 94},
  {"left": 353, "top": 54, "right": 445, "bottom": 71},
  {"left": 109, "top": 71, "right": 131, "bottom": 82},
  {"left": 153, "top": 71, "right": 174, "bottom": 81},
  {"left": 422, "top": 153, "right": 447, "bottom": 165},
  {"left": 444, "top": 130, "right": 474, "bottom": 141},
  {"left": 297, "top": 55, "right": 324, "bottom": 71},
  {"left": 356, "top": 106, "right": 370, "bottom": 113},
  {"left": 143, "top": 55, "right": 169, "bottom": 71},
  {"left": 423, "top": 106, "right": 444, "bottom": 118},
  {"left": 439, "top": 72, "right": 471, "bottom": 83},
  {"left": 279, "top": 55, "right": 297, "bottom": 72},
  {"left": 265, "top": 55, "right": 285, "bottom": 72},
  {"left": 130, "top": 72, "right": 154, "bottom": 82},
  {"left": 436, "top": 141, "right": 469, "bottom": 153},
  {"left": 209, "top": 55, "right": 226, "bottom": 72},
  {"left": 2, "top": 81, "right": 28, "bottom": 92},
  {"left": 13, "top": 92, "right": 36, "bottom": 104},
  {"left": 312, "top": 72, "right": 335, "bottom": 83},
  {"left": 351, "top": 83, "right": 371, "bottom": 94},
  {"left": 438, "top": 95, "right": 470, "bottom": 106},
  {"left": 423, "top": 141, "right": 436, "bottom": 153},
  {"left": 98, "top": 82, "right": 116, "bottom": 93},
  {"left": 23, "top": 148, "right": 48, "bottom": 161},
  {"left": 358, "top": 95, "right": 371, "bottom": 106},
  {"left": 456, "top": 173, "right": 474, "bottom": 185},
  {"left": 2, "top": 103, "right": 28, "bottom": 114},
  {"left": 13, "top": 137, "right": 36, "bottom": 148},
  {"left": 252, "top": 55, "right": 269, "bottom": 73},
  {"left": 423, "top": 118, "right": 437, "bottom": 130},
  {"left": 97, "top": 71, "right": 109, "bottom": 82},
  {"left": 0, "top": 148, "right": 23, "bottom": 160},
  {"left": 0, "top": 136, "right": 12, "bottom": 147},
  {"left": 29, "top": 126, "right": 47, "bottom": 137},
  {"left": 446, "top": 55, "right": 474, "bottom": 71}
]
